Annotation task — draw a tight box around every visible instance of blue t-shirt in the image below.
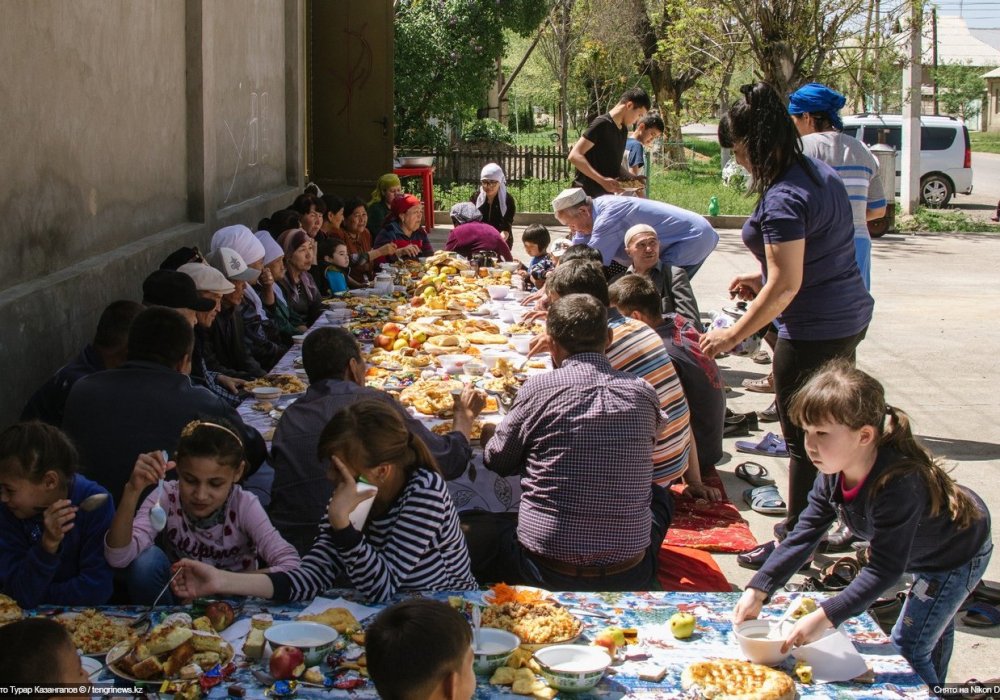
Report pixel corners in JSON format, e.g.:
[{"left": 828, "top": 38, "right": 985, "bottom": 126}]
[
  {"left": 573, "top": 196, "right": 719, "bottom": 269},
  {"left": 625, "top": 137, "right": 645, "bottom": 169},
  {"left": 742, "top": 157, "right": 874, "bottom": 341}
]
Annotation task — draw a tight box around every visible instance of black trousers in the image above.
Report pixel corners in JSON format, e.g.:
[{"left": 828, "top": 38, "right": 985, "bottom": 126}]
[{"left": 773, "top": 328, "right": 868, "bottom": 532}]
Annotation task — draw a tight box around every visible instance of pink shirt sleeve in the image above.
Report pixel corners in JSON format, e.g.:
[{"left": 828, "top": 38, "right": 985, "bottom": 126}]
[
  {"left": 103, "top": 488, "right": 162, "bottom": 569},
  {"left": 236, "top": 490, "right": 300, "bottom": 573}
]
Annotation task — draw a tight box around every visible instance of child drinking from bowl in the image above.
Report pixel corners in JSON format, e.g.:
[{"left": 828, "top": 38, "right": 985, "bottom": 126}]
[
  {"left": 169, "top": 400, "right": 478, "bottom": 603},
  {"left": 104, "top": 420, "right": 299, "bottom": 605},
  {"left": 0, "top": 422, "right": 115, "bottom": 607},
  {"left": 732, "top": 360, "right": 992, "bottom": 686}
]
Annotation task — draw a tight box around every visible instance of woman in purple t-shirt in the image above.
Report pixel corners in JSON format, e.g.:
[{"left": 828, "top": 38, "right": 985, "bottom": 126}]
[{"left": 699, "top": 82, "right": 874, "bottom": 569}]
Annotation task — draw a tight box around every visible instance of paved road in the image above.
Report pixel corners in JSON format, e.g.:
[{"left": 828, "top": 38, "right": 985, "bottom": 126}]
[{"left": 956, "top": 151, "right": 1000, "bottom": 218}]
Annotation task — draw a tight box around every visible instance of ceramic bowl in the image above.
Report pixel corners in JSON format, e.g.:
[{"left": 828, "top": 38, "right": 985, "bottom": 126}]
[
  {"left": 437, "top": 354, "right": 471, "bottom": 375},
  {"left": 733, "top": 619, "right": 792, "bottom": 666},
  {"left": 487, "top": 285, "right": 509, "bottom": 300},
  {"left": 533, "top": 645, "right": 610, "bottom": 691},
  {"left": 510, "top": 334, "right": 534, "bottom": 354},
  {"left": 499, "top": 261, "right": 521, "bottom": 273},
  {"left": 251, "top": 387, "right": 282, "bottom": 402},
  {"left": 479, "top": 351, "right": 507, "bottom": 369},
  {"left": 264, "top": 621, "right": 339, "bottom": 666},
  {"left": 472, "top": 628, "right": 520, "bottom": 675}
]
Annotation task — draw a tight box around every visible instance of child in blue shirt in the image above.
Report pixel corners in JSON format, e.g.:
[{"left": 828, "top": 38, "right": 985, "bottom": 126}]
[
  {"left": 0, "top": 422, "right": 115, "bottom": 607},
  {"left": 521, "top": 224, "right": 554, "bottom": 290},
  {"left": 316, "top": 238, "right": 351, "bottom": 295}
]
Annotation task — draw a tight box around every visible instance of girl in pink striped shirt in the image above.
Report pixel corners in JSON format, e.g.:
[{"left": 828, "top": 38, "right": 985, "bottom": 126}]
[{"left": 104, "top": 420, "right": 299, "bottom": 604}]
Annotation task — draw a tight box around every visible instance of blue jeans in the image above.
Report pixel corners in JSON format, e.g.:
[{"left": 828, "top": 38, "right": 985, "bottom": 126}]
[
  {"left": 854, "top": 236, "right": 872, "bottom": 291},
  {"left": 125, "top": 546, "right": 176, "bottom": 606},
  {"left": 891, "top": 538, "right": 993, "bottom": 685}
]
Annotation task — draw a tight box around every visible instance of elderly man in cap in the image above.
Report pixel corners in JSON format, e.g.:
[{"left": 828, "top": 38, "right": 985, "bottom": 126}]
[
  {"left": 207, "top": 247, "right": 268, "bottom": 379},
  {"left": 612, "top": 224, "right": 703, "bottom": 331},
  {"left": 177, "top": 262, "right": 246, "bottom": 406},
  {"left": 63, "top": 305, "right": 267, "bottom": 506},
  {"left": 443, "top": 202, "right": 513, "bottom": 262},
  {"left": 551, "top": 187, "right": 719, "bottom": 279}
]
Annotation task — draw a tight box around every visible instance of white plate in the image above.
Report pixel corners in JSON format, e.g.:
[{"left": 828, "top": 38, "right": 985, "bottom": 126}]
[
  {"left": 105, "top": 638, "right": 235, "bottom": 685},
  {"left": 80, "top": 655, "right": 103, "bottom": 680}
]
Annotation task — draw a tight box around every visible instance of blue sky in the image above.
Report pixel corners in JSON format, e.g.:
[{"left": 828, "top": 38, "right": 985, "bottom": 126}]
[{"left": 930, "top": 0, "right": 1000, "bottom": 29}]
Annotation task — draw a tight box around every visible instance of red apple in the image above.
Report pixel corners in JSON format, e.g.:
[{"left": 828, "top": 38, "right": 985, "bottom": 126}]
[
  {"left": 269, "top": 645, "right": 306, "bottom": 680},
  {"left": 381, "top": 322, "right": 402, "bottom": 338},
  {"left": 410, "top": 296, "right": 425, "bottom": 307},
  {"left": 409, "top": 339, "right": 423, "bottom": 349},
  {"left": 375, "top": 334, "right": 393, "bottom": 349},
  {"left": 205, "top": 601, "right": 235, "bottom": 631}
]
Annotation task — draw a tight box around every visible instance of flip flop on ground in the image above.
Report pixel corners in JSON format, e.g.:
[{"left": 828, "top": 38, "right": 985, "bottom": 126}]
[
  {"left": 962, "top": 602, "right": 1000, "bottom": 628},
  {"left": 736, "top": 432, "right": 789, "bottom": 458},
  {"left": 735, "top": 461, "right": 775, "bottom": 488},
  {"left": 743, "top": 485, "right": 787, "bottom": 515},
  {"left": 742, "top": 375, "right": 774, "bottom": 393}
]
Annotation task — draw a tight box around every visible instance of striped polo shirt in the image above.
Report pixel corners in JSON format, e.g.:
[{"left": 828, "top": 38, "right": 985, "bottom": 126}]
[
  {"left": 607, "top": 310, "right": 691, "bottom": 484},
  {"left": 800, "top": 131, "right": 886, "bottom": 241}
]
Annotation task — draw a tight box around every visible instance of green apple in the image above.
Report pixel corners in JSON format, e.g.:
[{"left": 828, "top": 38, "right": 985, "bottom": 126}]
[{"left": 670, "top": 612, "right": 696, "bottom": 639}]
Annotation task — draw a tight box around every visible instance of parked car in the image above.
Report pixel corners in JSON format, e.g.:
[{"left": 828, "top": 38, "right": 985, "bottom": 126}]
[{"left": 841, "top": 114, "right": 973, "bottom": 208}]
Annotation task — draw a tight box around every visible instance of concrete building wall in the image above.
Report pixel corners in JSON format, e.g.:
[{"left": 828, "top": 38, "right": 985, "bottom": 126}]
[{"left": 0, "top": 0, "right": 306, "bottom": 427}]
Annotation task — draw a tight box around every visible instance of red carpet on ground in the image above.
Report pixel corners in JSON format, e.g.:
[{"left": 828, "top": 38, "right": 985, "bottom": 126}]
[
  {"left": 663, "top": 475, "right": 759, "bottom": 553},
  {"left": 656, "top": 544, "right": 731, "bottom": 591}
]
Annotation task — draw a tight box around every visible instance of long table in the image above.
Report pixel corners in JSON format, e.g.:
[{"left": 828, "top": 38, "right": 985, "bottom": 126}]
[{"left": 76, "top": 589, "right": 926, "bottom": 698}]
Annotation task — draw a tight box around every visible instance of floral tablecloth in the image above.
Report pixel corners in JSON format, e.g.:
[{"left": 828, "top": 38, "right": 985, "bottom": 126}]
[{"left": 73, "top": 589, "right": 926, "bottom": 698}]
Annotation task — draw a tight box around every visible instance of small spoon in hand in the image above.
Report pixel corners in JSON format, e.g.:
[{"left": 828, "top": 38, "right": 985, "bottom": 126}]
[{"left": 149, "top": 451, "right": 169, "bottom": 532}]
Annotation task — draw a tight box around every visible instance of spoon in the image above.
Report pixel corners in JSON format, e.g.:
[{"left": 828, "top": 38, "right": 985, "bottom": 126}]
[
  {"left": 149, "top": 451, "right": 168, "bottom": 532},
  {"left": 766, "top": 596, "right": 801, "bottom": 639},
  {"left": 471, "top": 605, "right": 481, "bottom": 651}
]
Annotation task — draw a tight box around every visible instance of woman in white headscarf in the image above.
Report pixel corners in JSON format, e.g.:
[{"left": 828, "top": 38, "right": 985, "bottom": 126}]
[{"left": 470, "top": 163, "right": 516, "bottom": 246}]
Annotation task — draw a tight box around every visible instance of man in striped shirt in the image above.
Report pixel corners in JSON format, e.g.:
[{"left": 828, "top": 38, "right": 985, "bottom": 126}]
[{"left": 480, "top": 294, "right": 671, "bottom": 590}]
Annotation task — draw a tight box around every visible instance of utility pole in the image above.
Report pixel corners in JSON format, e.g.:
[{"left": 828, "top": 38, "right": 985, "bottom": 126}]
[
  {"left": 901, "top": 0, "right": 922, "bottom": 214},
  {"left": 932, "top": 8, "right": 939, "bottom": 115}
]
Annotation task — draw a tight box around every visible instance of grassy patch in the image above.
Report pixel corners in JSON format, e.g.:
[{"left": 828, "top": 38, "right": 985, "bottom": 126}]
[
  {"left": 435, "top": 169, "right": 755, "bottom": 216},
  {"left": 513, "top": 129, "right": 560, "bottom": 147},
  {"left": 970, "top": 131, "right": 1000, "bottom": 154},
  {"left": 896, "top": 207, "right": 1000, "bottom": 233}
]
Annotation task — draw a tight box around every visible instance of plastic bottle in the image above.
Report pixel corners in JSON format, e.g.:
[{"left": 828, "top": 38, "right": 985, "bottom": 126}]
[{"left": 708, "top": 195, "right": 720, "bottom": 217}]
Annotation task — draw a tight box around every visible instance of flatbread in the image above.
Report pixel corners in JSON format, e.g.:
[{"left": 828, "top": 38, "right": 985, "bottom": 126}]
[
  {"left": 297, "top": 607, "right": 360, "bottom": 633},
  {"left": 681, "top": 659, "right": 796, "bottom": 700},
  {"left": 466, "top": 331, "right": 509, "bottom": 345}
]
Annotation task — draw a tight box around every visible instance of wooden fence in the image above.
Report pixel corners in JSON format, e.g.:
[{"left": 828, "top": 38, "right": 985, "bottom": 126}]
[{"left": 402, "top": 146, "right": 572, "bottom": 184}]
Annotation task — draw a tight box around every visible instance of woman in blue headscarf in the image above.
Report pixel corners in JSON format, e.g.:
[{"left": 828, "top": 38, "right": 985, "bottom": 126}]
[{"left": 788, "top": 83, "right": 888, "bottom": 290}]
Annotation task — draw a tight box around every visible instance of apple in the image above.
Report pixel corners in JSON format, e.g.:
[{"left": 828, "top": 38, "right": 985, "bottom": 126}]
[
  {"left": 409, "top": 339, "right": 423, "bottom": 349},
  {"left": 382, "top": 322, "right": 402, "bottom": 338},
  {"left": 375, "top": 334, "right": 393, "bottom": 349},
  {"left": 412, "top": 331, "right": 427, "bottom": 343},
  {"left": 669, "top": 612, "right": 696, "bottom": 640},
  {"left": 392, "top": 338, "right": 408, "bottom": 351},
  {"left": 269, "top": 645, "right": 306, "bottom": 680},
  {"left": 592, "top": 627, "right": 626, "bottom": 656},
  {"left": 204, "top": 601, "right": 235, "bottom": 632},
  {"left": 410, "top": 296, "right": 425, "bottom": 307}
]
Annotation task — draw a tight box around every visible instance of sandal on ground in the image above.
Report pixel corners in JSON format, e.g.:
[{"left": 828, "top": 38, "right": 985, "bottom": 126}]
[
  {"left": 817, "top": 557, "right": 861, "bottom": 591},
  {"left": 736, "top": 432, "right": 789, "bottom": 458},
  {"left": 751, "top": 349, "right": 771, "bottom": 365},
  {"left": 743, "top": 485, "right": 787, "bottom": 515},
  {"left": 962, "top": 602, "right": 1000, "bottom": 628},
  {"left": 742, "top": 375, "right": 774, "bottom": 393},
  {"left": 758, "top": 400, "right": 779, "bottom": 423},
  {"left": 972, "top": 580, "right": 1000, "bottom": 605},
  {"left": 738, "top": 540, "right": 812, "bottom": 571},
  {"left": 735, "top": 461, "right": 775, "bottom": 488}
]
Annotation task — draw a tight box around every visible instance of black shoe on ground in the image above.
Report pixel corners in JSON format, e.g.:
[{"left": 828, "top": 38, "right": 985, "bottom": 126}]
[{"left": 758, "top": 400, "right": 779, "bottom": 423}]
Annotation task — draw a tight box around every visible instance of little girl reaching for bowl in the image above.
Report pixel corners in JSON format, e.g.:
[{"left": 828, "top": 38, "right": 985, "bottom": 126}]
[{"left": 104, "top": 419, "right": 299, "bottom": 605}]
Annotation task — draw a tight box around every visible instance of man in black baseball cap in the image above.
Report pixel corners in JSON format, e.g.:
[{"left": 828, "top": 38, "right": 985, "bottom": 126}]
[{"left": 142, "top": 269, "right": 216, "bottom": 324}]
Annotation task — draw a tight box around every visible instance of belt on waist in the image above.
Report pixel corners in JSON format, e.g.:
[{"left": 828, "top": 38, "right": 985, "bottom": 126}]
[{"left": 528, "top": 551, "right": 645, "bottom": 578}]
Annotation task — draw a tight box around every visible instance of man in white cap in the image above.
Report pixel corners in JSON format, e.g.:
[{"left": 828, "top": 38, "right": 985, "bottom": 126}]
[
  {"left": 178, "top": 262, "right": 246, "bottom": 406},
  {"left": 612, "top": 224, "right": 703, "bottom": 331},
  {"left": 210, "top": 225, "right": 287, "bottom": 370},
  {"left": 551, "top": 188, "right": 719, "bottom": 278},
  {"left": 207, "top": 248, "right": 267, "bottom": 378}
]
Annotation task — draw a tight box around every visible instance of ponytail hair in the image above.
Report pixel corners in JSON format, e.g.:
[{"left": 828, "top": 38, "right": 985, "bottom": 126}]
[
  {"left": 719, "top": 82, "right": 815, "bottom": 197},
  {"left": 316, "top": 400, "right": 439, "bottom": 478},
  {"left": 0, "top": 422, "right": 78, "bottom": 487},
  {"left": 790, "top": 360, "right": 982, "bottom": 530}
]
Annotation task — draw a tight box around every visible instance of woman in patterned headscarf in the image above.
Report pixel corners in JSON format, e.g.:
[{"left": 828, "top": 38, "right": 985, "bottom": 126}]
[
  {"left": 470, "top": 163, "right": 516, "bottom": 246},
  {"left": 366, "top": 174, "right": 402, "bottom": 236}
]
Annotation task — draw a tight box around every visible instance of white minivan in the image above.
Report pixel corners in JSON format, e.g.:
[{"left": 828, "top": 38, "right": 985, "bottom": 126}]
[{"left": 841, "top": 114, "right": 973, "bottom": 207}]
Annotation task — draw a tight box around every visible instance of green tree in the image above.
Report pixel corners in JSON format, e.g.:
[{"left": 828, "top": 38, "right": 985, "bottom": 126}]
[
  {"left": 394, "top": 0, "right": 549, "bottom": 148},
  {"left": 933, "top": 63, "right": 988, "bottom": 120}
]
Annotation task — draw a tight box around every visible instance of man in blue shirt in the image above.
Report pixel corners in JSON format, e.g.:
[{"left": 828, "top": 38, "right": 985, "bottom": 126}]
[{"left": 552, "top": 187, "right": 719, "bottom": 279}]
